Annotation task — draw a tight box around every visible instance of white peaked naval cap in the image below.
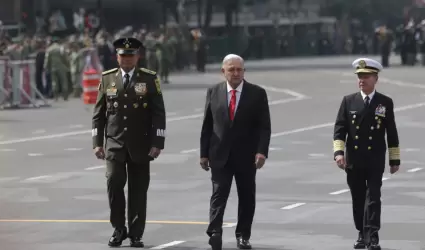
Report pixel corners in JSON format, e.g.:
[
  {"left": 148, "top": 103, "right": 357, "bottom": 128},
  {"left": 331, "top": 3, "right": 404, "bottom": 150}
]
[{"left": 352, "top": 58, "right": 383, "bottom": 74}]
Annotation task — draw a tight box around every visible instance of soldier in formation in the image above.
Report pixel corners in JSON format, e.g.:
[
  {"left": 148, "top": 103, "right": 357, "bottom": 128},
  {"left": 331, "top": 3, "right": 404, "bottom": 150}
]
[
  {"left": 43, "top": 36, "right": 71, "bottom": 101},
  {"left": 375, "top": 26, "right": 393, "bottom": 68}
]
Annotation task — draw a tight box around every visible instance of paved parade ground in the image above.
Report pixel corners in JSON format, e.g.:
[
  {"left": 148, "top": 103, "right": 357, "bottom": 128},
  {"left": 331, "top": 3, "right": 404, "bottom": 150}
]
[{"left": 1, "top": 55, "right": 425, "bottom": 250}]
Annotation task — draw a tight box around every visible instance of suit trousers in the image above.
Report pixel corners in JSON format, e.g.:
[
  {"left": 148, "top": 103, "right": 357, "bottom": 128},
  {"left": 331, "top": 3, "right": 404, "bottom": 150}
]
[
  {"left": 345, "top": 157, "right": 385, "bottom": 243},
  {"left": 206, "top": 159, "right": 257, "bottom": 240},
  {"left": 106, "top": 150, "right": 150, "bottom": 238}
]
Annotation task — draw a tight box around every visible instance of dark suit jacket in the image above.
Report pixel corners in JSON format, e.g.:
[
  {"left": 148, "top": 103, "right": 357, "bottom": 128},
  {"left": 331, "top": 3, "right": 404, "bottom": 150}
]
[
  {"left": 333, "top": 91, "right": 400, "bottom": 168},
  {"left": 200, "top": 80, "right": 271, "bottom": 169}
]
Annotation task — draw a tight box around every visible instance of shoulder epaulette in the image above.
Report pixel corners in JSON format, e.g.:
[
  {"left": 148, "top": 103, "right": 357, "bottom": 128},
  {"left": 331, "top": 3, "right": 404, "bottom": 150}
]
[
  {"left": 140, "top": 68, "right": 156, "bottom": 75},
  {"left": 102, "top": 68, "right": 118, "bottom": 75}
]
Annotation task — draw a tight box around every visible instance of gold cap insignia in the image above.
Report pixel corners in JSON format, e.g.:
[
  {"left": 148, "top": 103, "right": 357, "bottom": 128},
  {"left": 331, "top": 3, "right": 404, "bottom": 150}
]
[
  {"left": 358, "top": 60, "right": 366, "bottom": 68},
  {"left": 123, "top": 38, "right": 131, "bottom": 49}
]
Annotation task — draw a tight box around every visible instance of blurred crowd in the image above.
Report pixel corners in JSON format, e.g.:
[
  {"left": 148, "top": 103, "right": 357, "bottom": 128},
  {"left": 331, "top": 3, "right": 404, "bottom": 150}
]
[
  {"left": 1, "top": 6, "right": 425, "bottom": 101},
  {"left": 0, "top": 8, "right": 207, "bottom": 101}
]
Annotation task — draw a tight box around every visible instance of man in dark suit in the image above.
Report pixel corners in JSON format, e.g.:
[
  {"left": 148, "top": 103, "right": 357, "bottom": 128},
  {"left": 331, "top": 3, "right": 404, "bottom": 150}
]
[
  {"left": 333, "top": 58, "right": 400, "bottom": 250},
  {"left": 200, "top": 54, "right": 271, "bottom": 250},
  {"left": 92, "top": 37, "right": 166, "bottom": 248}
]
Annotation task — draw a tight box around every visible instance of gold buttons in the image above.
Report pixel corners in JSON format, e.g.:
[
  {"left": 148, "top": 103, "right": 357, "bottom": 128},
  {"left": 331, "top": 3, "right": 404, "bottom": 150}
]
[
  {"left": 356, "top": 126, "right": 360, "bottom": 129},
  {"left": 124, "top": 105, "right": 127, "bottom": 108},
  {"left": 377, "top": 125, "right": 380, "bottom": 129},
  {"left": 354, "top": 146, "right": 358, "bottom": 150},
  {"left": 124, "top": 116, "right": 127, "bottom": 120},
  {"left": 368, "top": 146, "right": 372, "bottom": 150},
  {"left": 124, "top": 127, "right": 127, "bottom": 131},
  {"left": 371, "top": 126, "right": 374, "bottom": 130},
  {"left": 369, "top": 136, "right": 372, "bottom": 140},
  {"left": 375, "top": 116, "right": 378, "bottom": 120},
  {"left": 352, "top": 120, "right": 355, "bottom": 124},
  {"left": 355, "top": 135, "right": 359, "bottom": 139},
  {"left": 124, "top": 94, "right": 128, "bottom": 97}
]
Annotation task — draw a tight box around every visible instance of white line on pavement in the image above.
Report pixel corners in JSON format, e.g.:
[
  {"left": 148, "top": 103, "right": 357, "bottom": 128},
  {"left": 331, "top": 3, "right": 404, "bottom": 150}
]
[
  {"left": 64, "top": 148, "right": 83, "bottom": 151},
  {"left": 28, "top": 153, "right": 43, "bottom": 156},
  {"left": 268, "top": 97, "right": 306, "bottom": 105},
  {"left": 271, "top": 123, "right": 334, "bottom": 138},
  {"left": 308, "top": 153, "right": 327, "bottom": 158},
  {"left": 269, "top": 147, "right": 282, "bottom": 151},
  {"left": 258, "top": 85, "right": 309, "bottom": 99},
  {"left": 281, "top": 203, "right": 306, "bottom": 210},
  {"left": 180, "top": 149, "right": 199, "bottom": 154},
  {"left": 223, "top": 223, "right": 237, "bottom": 228},
  {"left": 379, "top": 77, "right": 425, "bottom": 89},
  {"left": 0, "top": 96, "right": 307, "bottom": 146},
  {"left": 329, "top": 189, "right": 350, "bottom": 195},
  {"left": 403, "top": 148, "right": 421, "bottom": 152},
  {"left": 0, "top": 113, "right": 204, "bottom": 145},
  {"left": 271, "top": 102, "right": 425, "bottom": 138},
  {"left": 179, "top": 101, "right": 425, "bottom": 153},
  {"left": 25, "top": 175, "right": 52, "bottom": 181},
  {"left": 150, "top": 241, "right": 185, "bottom": 249},
  {"left": 407, "top": 167, "right": 423, "bottom": 173},
  {"left": 323, "top": 70, "right": 425, "bottom": 89},
  {"left": 0, "top": 148, "right": 16, "bottom": 152},
  {"left": 85, "top": 165, "right": 105, "bottom": 170}
]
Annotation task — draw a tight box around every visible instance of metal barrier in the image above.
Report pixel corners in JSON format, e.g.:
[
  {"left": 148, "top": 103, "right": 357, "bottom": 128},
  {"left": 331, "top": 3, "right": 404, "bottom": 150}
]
[{"left": 0, "top": 57, "right": 50, "bottom": 109}]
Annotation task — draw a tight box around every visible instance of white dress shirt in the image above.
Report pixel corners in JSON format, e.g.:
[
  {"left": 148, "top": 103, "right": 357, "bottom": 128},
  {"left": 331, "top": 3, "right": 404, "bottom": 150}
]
[
  {"left": 226, "top": 81, "right": 243, "bottom": 111},
  {"left": 360, "top": 89, "right": 375, "bottom": 103},
  {"left": 121, "top": 67, "right": 135, "bottom": 83}
]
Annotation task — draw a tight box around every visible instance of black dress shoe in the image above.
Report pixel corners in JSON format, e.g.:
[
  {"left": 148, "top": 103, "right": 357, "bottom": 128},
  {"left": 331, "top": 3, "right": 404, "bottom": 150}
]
[
  {"left": 108, "top": 228, "right": 128, "bottom": 247},
  {"left": 367, "top": 238, "right": 381, "bottom": 250},
  {"left": 129, "top": 237, "right": 144, "bottom": 248},
  {"left": 208, "top": 233, "right": 222, "bottom": 250},
  {"left": 354, "top": 232, "right": 366, "bottom": 249},
  {"left": 236, "top": 238, "right": 252, "bottom": 249}
]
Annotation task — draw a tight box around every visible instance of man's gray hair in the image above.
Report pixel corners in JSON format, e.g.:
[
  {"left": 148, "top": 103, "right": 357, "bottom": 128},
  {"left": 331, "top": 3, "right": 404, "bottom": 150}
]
[{"left": 222, "top": 54, "right": 244, "bottom": 65}]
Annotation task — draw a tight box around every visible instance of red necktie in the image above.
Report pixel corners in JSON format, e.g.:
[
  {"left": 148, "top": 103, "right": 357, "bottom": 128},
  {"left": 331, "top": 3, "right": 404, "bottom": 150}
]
[{"left": 229, "top": 89, "right": 237, "bottom": 120}]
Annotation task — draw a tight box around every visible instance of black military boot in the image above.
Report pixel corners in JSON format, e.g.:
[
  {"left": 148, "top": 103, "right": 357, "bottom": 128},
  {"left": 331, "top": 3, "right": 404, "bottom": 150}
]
[
  {"left": 108, "top": 227, "right": 127, "bottom": 247},
  {"left": 354, "top": 232, "right": 366, "bottom": 249}
]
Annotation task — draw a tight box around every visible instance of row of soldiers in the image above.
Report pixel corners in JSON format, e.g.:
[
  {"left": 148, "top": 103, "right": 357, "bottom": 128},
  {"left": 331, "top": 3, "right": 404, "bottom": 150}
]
[
  {"left": 0, "top": 25, "right": 207, "bottom": 100},
  {"left": 98, "top": 26, "right": 207, "bottom": 85},
  {"left": 376, "top": 20, "right": 425, "bottom": 67}
]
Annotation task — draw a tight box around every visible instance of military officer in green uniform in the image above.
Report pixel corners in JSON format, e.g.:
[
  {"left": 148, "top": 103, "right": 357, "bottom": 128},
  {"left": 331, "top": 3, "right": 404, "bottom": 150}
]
[
  {"left": 91, "top": 37, "right": 166, "bottom": 248},
  {"left": 333, "top": 58, "right": 400, "bottom": 250}
]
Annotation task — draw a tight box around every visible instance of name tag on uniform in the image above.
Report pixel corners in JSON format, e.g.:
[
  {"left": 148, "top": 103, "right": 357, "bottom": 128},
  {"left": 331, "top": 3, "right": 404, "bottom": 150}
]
[
  {"left": 106, "top": 88, "right": 117, "bottom": 97},
  {"left": 349, "top": 111, "right": 357, "bottom": 114}
]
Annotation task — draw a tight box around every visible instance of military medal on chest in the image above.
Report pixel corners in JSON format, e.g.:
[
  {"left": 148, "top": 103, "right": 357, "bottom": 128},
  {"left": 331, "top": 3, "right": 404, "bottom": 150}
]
[
  {"left": 375, "top": 104, "right": 386, "bottom": 117},
  {"left": 134, "top": 82, "right": 147, "bottom": 95}
]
